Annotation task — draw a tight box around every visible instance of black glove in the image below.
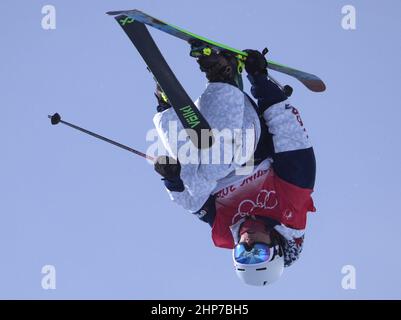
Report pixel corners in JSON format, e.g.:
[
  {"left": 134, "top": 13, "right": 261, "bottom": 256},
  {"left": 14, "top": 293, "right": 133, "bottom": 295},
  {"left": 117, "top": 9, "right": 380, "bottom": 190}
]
[
  {"left": 154, "top": 156, "right": 181, "bottom": 180},
  {"left": 243, "top": 49, "right": 268, "bottom": 76}
]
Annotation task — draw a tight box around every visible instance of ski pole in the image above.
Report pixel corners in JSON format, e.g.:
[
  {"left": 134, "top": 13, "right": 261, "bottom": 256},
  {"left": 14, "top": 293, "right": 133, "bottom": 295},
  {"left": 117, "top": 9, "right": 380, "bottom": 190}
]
[
  {"left": 262, "top": 47, "right": 293, "bottom": 97},
  {"left": 48, "top": 113, "right": 154, "bottom": 161},
  {"left": 268, "top": 73, "right": 293, "bottom": 97}
]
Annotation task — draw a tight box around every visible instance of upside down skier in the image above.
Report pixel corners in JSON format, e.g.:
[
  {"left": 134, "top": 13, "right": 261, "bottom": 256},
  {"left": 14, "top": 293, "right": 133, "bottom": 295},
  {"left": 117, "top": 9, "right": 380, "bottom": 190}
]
[{"left": 152, "top": 47, "right": 316, "bottom": 286}]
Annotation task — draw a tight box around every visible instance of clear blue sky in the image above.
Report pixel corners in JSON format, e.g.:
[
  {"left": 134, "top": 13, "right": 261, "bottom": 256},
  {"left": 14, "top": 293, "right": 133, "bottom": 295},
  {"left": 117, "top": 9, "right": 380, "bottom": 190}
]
[{"left": 1, "top": 0, "right": 400, "bottom": 299}]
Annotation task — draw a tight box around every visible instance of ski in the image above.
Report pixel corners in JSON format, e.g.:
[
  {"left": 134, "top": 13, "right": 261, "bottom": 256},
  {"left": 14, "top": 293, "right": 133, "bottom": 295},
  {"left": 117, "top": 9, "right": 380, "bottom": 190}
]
[
  {"left": 107, "top": 9, "right": 326, "bottom": 92},
  {"left": 110, "top": 15, "right": 214, "bottom": 149}
]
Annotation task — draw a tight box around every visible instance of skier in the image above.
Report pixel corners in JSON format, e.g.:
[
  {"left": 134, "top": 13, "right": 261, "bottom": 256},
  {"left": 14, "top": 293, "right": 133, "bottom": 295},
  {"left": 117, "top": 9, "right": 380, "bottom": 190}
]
[{"left": 152, "top": 47, "right": 316, "bottom": 286}]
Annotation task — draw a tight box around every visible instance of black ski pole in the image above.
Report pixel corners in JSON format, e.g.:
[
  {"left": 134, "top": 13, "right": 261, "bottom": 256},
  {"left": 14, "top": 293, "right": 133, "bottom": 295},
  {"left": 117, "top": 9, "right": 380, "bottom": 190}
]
[{"left": 48, "top": 113, "right": 154, "bottom": 161}]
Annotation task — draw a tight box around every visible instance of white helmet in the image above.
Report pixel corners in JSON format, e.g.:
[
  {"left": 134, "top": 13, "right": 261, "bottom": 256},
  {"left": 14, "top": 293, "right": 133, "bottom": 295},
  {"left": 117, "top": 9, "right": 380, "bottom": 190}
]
[{"left": 233, "top": 243, "right": 284, "bottom": 286}]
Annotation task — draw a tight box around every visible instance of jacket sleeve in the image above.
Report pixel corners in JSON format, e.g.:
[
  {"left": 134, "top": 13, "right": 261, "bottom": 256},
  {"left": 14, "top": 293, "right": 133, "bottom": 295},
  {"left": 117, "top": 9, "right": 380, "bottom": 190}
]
[
  {"left": 247, "top": 74, "right": 288, "bottom": 112},
  {"left": 153, "top": 83, "right": 250, "bottom": 213},
  {"left": 248, "top": 74, "right": 316, "bottom": 189},
  {"left": 264, "top": 103, "right": 316, "bottom": 189}
]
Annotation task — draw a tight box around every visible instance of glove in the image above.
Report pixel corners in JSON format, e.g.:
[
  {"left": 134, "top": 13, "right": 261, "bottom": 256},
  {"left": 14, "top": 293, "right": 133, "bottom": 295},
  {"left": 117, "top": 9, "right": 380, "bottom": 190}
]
[
  {"left": 154, "top": 156, "right": 181, "bottom": 180},
  {"left": 243, "top": 49, "right": 268, "bottom": 76}
]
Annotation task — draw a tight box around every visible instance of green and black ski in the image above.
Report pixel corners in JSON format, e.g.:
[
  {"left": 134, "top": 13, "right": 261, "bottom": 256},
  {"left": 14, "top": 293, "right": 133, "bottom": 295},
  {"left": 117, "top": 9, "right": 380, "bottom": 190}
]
[
  {"left": 110, "top": 15, "right": 213, "bottom": 149},
  {"left": 107, "top": 9, "right": 326, "bottom": 92}
]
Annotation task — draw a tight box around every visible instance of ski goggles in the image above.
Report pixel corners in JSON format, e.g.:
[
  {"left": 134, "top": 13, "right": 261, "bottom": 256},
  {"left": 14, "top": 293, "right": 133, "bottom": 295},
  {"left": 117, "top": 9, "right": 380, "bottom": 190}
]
[{"left": 233, "top": 242, "right": 271, "bottom": 265}]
